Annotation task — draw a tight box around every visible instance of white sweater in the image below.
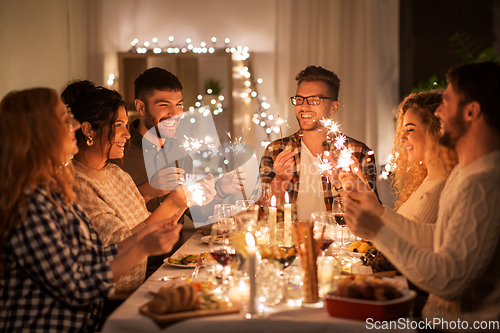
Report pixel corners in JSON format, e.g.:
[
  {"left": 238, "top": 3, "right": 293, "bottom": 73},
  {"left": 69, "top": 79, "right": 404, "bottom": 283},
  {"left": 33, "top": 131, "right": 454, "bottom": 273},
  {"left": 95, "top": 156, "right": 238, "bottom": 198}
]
[
  {"left": 374, "top": 150, "right": 500, "bottom": 332},
  {"left": 381, "top": 176, "right": 446, "bottom": 250}
]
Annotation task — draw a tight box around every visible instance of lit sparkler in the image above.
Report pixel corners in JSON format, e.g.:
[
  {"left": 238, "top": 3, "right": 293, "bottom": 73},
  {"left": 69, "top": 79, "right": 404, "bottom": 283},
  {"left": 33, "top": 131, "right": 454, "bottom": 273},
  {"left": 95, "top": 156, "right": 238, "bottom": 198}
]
[
  {"left": 334, "top": 134, "right": 347, "bottom": 150},
  {"left": 320, "top": 118, "right": 341, "bottom": 137},
  {"left": 337, "top": 147, "right": 354, "bottom": 172},
  {"left": 315, "top": 154, "right": 333, "bottom": 177}
]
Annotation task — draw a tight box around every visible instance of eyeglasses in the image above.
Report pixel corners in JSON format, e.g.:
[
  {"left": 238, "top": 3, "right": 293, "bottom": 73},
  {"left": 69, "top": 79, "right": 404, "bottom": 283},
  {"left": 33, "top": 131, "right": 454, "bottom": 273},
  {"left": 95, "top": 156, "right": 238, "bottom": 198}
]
[{"left": 290, "top": 96, "right": 336, "bottom": 106}]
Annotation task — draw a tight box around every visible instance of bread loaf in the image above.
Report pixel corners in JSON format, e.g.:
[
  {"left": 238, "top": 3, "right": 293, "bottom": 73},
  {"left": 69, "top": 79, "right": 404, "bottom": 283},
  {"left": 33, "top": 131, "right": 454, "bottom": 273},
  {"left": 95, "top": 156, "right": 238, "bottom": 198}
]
[{"left": 147, "top": 281, "right": 200, "bottom": 314}]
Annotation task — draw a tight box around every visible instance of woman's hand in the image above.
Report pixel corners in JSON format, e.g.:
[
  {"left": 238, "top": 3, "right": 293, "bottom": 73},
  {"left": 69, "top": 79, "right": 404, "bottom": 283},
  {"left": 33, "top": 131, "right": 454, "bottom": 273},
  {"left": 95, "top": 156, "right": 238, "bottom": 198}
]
[{"left": 136, "top": 222, "right": 183, "bottom": 256}]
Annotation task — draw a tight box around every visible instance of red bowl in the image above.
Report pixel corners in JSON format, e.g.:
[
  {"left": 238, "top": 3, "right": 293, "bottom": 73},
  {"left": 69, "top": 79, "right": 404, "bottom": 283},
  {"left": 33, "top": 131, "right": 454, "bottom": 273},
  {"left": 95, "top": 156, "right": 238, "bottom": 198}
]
[{"left": 325, "top": 289, "right": 417, "bottom": 321}]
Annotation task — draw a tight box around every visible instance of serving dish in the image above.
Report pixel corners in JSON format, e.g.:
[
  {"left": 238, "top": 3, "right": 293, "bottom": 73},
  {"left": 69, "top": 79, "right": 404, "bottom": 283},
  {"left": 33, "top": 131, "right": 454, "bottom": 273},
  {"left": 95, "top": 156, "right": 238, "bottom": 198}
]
[{"left": 325, "top": 289, "right": 416, "bottom": 321}]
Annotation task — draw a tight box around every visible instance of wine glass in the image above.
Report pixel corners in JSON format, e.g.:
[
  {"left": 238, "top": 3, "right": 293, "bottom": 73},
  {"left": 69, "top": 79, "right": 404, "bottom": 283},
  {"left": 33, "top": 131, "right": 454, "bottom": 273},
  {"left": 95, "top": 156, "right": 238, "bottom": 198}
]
[
  {"left": 214, "top": 204, "right": 235, "bottom": 222},
  {"left": 209, "top": 220, "right": 236, "bottom": 288},
  {"left": 332, "top": 197, "right": 348, "bottom": 247},
  {"left": 311, "top": 211, "right": 336, "bottom": 255},
  {"left": 235, "top": 199, "right": 254, "bottom": 213}
]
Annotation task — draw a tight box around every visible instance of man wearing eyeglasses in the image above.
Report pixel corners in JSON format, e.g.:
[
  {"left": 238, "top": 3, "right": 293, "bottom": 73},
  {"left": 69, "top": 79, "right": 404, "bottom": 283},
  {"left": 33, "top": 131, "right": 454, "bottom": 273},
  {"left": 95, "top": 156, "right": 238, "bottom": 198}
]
[{"left": 259, "top": 66, "right": 377, "bottom": 220}]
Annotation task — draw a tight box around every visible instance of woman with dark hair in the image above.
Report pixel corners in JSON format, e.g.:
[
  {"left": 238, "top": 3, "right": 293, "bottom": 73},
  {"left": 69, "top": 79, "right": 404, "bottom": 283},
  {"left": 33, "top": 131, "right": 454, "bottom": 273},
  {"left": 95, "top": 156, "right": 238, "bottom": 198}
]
[
  {"left": 62, "top": 81, "right": 215, "bottom": 294},
  {"left": 0, "top": 88, "right": 182, "bottom": 332}
]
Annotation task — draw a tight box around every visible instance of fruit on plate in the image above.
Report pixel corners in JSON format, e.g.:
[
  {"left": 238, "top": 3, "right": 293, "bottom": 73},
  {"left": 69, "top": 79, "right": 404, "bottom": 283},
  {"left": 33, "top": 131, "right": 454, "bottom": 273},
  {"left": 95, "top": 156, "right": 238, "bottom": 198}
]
[
  {"left": 349, "top": 240, "right": 374, "bottom": 253},
  {"left": 168, "top": 253, "right": 207, "bottom": 266}
]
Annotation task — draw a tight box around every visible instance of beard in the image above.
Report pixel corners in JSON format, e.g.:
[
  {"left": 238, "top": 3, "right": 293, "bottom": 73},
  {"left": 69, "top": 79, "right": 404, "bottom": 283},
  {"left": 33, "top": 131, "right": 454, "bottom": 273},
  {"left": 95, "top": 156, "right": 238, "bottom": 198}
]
[
  {"left": 143, "top": 104, "right": 178, "bottom": 139},
  {"left": 439, "top": 105, "right": 468, "bottom": 149}
]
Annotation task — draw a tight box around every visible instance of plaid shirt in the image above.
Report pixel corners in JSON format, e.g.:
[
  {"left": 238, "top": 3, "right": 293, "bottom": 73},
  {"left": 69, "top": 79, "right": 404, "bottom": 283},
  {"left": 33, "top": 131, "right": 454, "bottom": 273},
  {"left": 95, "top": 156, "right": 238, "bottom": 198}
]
[
  {"left": 259, "top": 130, "right": 377, "bottom": 211},
  {"left": 0, "top": 186, "right": 117, "bottom": 332}
]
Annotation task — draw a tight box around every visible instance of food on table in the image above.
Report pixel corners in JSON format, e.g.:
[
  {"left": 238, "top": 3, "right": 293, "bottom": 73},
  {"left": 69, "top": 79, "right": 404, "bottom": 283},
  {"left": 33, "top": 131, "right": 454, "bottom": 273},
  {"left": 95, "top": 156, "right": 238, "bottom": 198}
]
[
  {"left": 145, "top": 280, "right": 230, "bottom": 315},
  {"left": 292, "top": 221, "right": 320, "bottom": 303},
  {"left": 349, "top": 240, "right": 375, "bottom": 253},
  {"left": 334, "top": 277, "right": 403, "bottom": 301},
  {"left": 362, "top": 249, "right": 398, "bottom": 273},
  {"left": 167, "top": 253, "right": 208, "bottom": 266},
  {"left": 146, "top": 280, "right": 200, "bottom": 314},
  {"left": 259, "top": 244, "right": 297, "bottom": 269}
]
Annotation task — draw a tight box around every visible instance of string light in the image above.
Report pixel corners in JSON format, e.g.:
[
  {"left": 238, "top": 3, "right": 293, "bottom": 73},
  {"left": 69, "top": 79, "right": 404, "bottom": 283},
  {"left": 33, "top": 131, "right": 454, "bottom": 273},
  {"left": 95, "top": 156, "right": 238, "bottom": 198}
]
[{"left": 127, "top": 36, "right": 276, "bottom": 146}]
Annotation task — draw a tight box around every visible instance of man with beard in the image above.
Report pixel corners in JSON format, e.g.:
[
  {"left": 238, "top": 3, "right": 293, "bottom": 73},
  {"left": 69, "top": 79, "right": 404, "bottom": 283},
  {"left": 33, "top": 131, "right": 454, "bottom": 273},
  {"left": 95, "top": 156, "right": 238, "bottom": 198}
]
[
  {"left": 115, "top": 67, "right": 246, "bottom": 274},
  {"left": 259, "top": 66, "right": 377, "bottom": 220},
  {"left": 340, "top": 62, "right": 500, "bottom": 331}
]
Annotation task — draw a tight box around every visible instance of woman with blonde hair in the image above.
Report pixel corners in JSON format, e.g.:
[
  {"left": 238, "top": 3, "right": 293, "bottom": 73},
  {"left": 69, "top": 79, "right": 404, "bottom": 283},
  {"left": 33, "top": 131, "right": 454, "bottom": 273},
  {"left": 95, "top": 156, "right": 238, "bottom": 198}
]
[
  {"left": 0, "top": 88, "right": 182, "bottom": 332},
  {"left": 340, "top": 90, "right": 457, "bottom": 250}
]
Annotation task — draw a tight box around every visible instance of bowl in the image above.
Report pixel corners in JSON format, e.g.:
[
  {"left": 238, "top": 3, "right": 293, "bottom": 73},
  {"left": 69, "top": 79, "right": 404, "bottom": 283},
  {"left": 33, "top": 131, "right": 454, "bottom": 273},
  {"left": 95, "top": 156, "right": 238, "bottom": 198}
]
[{"left": 325, "top": 289, "right": 416, "bottom": 321}]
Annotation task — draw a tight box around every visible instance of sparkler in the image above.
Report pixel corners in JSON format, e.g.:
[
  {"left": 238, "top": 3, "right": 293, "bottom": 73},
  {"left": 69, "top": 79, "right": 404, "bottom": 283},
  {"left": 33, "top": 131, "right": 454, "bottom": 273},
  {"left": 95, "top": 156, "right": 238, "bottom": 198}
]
[
  {"left": 275, "top": 116, "right": 287, "bottom": 145},
  {"left": 320, "top": 118, "right": 341, "bottom": 137},
  {"left": 226, "top": 132, "right": 248, "bottom": 200},
  {"left": 315, "top": 153, "right": 334, "bottom": 183},
  {"left": 337, "top": 147, "right": 354, "bottom": 172}
]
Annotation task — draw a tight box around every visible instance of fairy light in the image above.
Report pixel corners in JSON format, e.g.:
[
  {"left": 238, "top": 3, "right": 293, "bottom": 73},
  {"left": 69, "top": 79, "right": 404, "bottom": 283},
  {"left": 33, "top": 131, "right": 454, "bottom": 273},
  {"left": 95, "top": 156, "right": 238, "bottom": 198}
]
[{"left": 128, "top": 36, "right": 274, "bottom": 145}]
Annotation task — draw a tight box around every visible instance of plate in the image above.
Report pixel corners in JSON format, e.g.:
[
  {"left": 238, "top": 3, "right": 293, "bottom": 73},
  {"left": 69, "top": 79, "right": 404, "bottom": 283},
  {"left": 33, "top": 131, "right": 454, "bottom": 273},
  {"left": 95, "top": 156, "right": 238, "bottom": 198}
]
[
  {"left": 140, "top": 305, "right": 239, "bottom": 324},
  {"left": 199, "top": 235, "right": 231, "bottom": 245},
  {"left": 164, "top": 253, "right": 206, "bottom": 268},
  {"left": 348, "top": 251, "right": 366, "bottom": 258},
  {"left": 325, "top": 289, "right": 416, "bottom": 321}
]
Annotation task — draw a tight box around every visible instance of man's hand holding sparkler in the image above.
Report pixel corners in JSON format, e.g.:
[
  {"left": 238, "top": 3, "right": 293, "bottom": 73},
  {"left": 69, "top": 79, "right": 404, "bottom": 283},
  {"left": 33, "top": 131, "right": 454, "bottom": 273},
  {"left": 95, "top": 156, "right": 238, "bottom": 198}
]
[
  {"left": 149, "top": 167, "right": 185, "bottom": 196},
  {"left": 274, "top": 150, "right": 295, "bottom": 182},
  {"left": 338, "top": 166, "right": 383, "bottom": 217},
  {"left": 215, "top": 167, "right": 248, "bottom": 198}
]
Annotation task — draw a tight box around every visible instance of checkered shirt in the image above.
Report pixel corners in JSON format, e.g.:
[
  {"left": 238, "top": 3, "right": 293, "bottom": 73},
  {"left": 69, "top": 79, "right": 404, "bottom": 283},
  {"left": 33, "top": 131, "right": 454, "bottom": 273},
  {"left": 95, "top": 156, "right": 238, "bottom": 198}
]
[
  {"left": 259, "top": 130, "right": 377, "bottom": 211},
  {"left": 0, "top": 186, "right": 117, "bottom": 332}
]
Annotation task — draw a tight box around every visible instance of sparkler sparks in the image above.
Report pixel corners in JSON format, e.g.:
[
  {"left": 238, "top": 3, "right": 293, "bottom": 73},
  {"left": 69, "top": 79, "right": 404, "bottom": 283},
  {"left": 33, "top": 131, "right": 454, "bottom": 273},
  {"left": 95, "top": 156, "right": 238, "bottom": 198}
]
[
  {"left": 334, "top": 134, "right": 347, "bottom": 150},
  {"left": 315, "top": 154, "right": 333, "bottom": 175},
  {"left": 337, "top": 147, "right": 354, "bottom": 172},
  {"left": 320, "top": 118, "right": 341, "bottom": 137}
]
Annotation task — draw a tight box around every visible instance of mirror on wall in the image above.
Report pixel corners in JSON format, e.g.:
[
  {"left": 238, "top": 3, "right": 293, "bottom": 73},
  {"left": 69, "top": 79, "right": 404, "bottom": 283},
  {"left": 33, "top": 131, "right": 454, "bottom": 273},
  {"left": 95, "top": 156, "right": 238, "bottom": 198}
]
[{"left": 117, "top": 51, "right": 234, "bottom": 178}]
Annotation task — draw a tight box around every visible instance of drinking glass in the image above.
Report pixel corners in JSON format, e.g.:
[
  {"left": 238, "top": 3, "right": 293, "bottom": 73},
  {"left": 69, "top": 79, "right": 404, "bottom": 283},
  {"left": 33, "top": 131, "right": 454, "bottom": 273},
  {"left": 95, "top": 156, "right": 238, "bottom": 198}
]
[
  {"left": 311, "top": 211, "right": 336, "bottom": 255},
  {"left": 209, "top": 220, "right": 236, "bottom": 289},
  {"left": 332, "top": 197, "right": 348, "bottom": 246},
  {"left": 214, "top": 204, "right": 235, "bottom": 221},
  {"left": 235, "top": 199, "right": 254, "bottom": 213}
]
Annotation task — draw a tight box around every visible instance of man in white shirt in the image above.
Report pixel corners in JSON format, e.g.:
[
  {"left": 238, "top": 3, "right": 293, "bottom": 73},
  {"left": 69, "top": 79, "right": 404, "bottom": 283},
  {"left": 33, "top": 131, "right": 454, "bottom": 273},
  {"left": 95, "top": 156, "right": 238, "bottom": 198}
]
[{"left": 343, "top": 61, "right": 500, "bottom": 332}]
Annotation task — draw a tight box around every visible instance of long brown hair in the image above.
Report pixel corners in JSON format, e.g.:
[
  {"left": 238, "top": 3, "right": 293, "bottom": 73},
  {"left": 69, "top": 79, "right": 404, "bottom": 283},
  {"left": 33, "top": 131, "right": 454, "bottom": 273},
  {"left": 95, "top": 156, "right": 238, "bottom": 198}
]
[
  {"left": 0, "top": 88, "right": 76, "bottom": 272},
  {"left": 391, "top": 90, "right": 458, "bottom": 208}
]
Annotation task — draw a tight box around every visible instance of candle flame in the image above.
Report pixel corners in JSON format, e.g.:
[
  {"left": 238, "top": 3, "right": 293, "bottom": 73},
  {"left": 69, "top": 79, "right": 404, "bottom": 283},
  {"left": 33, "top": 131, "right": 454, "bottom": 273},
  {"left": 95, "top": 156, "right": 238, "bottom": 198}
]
[
  {"left": 245, "top": 232, "right": 255, "bottom": 246},
  {"left": 271, "top": 195, "right": 276, "bottom": 207},
  {"left": 284, "top": 191, "right": 289, "bottom": 204}
]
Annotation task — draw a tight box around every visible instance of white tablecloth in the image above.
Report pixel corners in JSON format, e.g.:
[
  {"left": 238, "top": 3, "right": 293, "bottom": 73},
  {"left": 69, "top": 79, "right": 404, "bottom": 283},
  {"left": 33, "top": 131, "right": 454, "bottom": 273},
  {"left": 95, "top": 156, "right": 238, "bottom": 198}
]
[{"left": 102, "top": 231, "right": 417, "bottom": 333}]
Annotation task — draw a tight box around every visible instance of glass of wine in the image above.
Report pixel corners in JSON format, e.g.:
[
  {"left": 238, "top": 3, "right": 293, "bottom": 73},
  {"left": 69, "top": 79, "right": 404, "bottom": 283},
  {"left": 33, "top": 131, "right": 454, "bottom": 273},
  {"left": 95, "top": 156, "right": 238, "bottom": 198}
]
[
  {"left": 332, "top": 197, "right": 348, "bottom": 247},
  {"left": 311, "top": 211, "right": 336, "bottom": 255},
  {"left": 209, "top": 220, "right": 236, "bottom": 289}
]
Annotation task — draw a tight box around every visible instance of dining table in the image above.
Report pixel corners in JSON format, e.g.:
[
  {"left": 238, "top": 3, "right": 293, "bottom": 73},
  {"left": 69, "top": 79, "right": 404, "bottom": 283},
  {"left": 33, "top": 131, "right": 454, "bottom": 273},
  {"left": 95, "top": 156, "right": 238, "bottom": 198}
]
[{"left": 101, "top": 230, "right": 418, "bottom": 333}]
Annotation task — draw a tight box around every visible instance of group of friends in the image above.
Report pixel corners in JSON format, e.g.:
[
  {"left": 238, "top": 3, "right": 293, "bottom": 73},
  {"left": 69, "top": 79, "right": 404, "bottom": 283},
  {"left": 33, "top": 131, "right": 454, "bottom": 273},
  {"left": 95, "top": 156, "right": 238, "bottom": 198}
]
[{"left": 0, "top": 61, "right": 499, "bottom": 332}]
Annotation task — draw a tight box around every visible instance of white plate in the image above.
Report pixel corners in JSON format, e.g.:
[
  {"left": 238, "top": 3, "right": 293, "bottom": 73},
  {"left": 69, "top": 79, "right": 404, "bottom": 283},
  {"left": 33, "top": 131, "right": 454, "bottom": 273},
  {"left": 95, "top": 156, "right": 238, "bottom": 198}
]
[
  {"left": 201, "top": 236, "right": 210, "bottom": 244},
  {"left": 164, "top": 253, "right": 205, "bottom": 268},
  {"left": 348, "top": 251, "right": 366, "bottom": 258}
]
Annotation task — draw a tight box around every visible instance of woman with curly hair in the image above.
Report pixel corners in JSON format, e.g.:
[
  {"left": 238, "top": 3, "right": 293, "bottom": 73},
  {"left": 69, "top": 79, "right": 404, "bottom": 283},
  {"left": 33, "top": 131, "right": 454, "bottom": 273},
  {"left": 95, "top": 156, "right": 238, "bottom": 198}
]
[
  {"left": 341, "top": 90, "right": 457, "bottom": 250},
  {"left": 0, "top": 88, "right": 182, "bottom": 332}
]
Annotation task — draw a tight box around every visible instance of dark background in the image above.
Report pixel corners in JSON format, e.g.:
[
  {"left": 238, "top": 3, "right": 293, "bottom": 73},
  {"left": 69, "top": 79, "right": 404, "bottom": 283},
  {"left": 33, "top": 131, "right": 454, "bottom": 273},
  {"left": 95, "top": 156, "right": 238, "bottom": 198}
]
[{"left": 399, "top": 0, "right": 499, "bottom": 99}]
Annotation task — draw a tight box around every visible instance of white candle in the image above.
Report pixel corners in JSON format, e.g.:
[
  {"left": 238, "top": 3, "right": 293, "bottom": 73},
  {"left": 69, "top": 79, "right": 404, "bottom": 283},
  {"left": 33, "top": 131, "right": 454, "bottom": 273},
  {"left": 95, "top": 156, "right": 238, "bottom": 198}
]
[
  {"left": 284, "top": 192, "right": 292, "bottom": 247},
  {"left": 269, "top": 196, "right": 277, "bottom": 245},
  {"left": 245, "top": 232, "right": 257, "bottom": 315}
]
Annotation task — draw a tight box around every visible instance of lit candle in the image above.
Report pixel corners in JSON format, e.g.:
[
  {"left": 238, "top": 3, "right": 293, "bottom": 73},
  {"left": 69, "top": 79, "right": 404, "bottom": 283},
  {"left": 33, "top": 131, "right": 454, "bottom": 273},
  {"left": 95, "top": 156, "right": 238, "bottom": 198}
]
[
  {"left": 269, "top": 196, "right": 277, "bottom": 245},
  {"left": 245, "top": 232, "right": 257, "bottom": 316},
  {"left": 284, "top": 192, "right": 292, "bottom": 247}
]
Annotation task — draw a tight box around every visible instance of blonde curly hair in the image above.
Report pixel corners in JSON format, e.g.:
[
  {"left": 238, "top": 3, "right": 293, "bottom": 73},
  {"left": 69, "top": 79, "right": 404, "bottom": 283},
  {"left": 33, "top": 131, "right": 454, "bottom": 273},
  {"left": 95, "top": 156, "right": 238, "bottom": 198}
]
[{"left": 391, "top": 90, "right": 458, "bottom": 209}]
